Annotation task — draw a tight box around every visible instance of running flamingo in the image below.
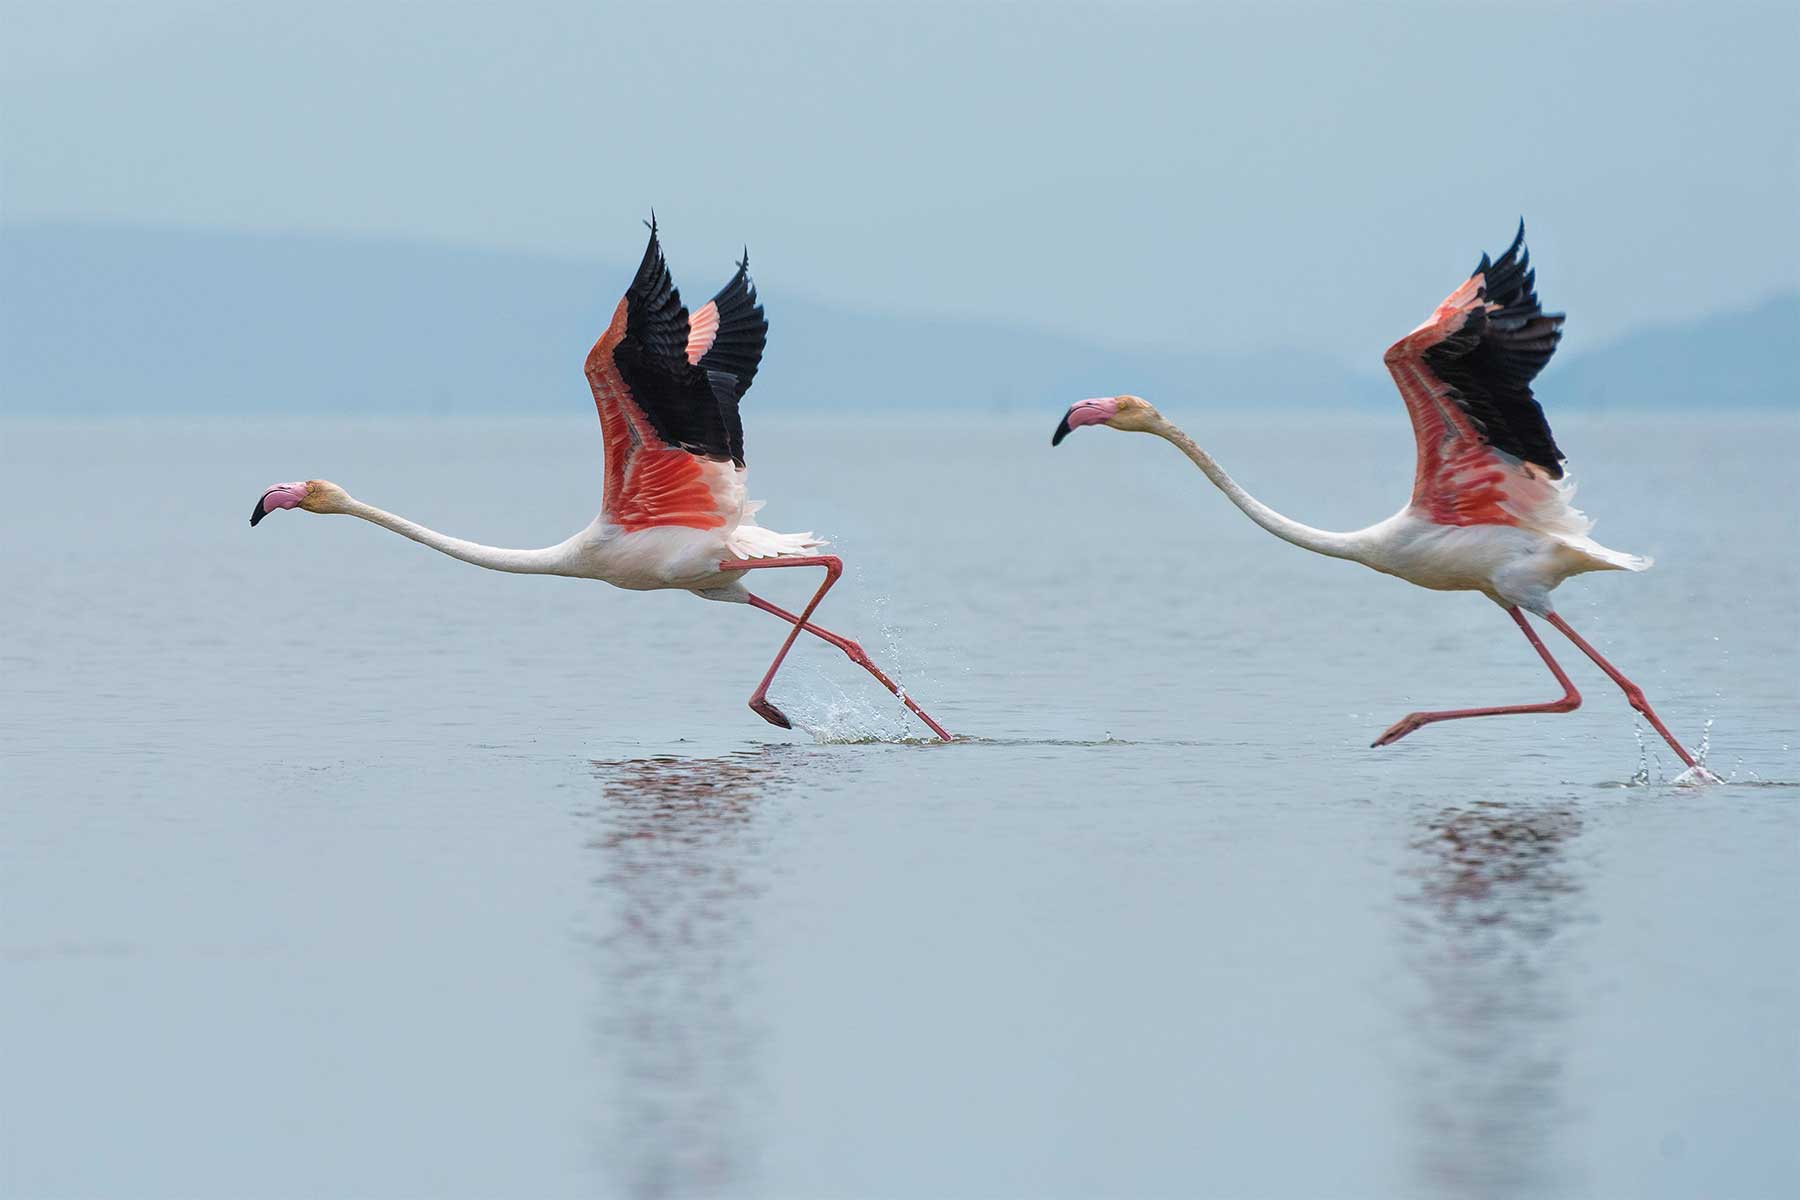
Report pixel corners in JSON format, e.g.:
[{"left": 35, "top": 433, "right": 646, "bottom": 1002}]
[
  {"left": 1052, "top": 223, "right": 1708, "bottom": 776},
  {"left": 251, "top": 220, "right": 951, "bottom": 740}
]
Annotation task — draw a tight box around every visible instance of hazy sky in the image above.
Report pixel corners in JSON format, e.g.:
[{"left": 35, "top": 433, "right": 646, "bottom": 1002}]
[{"left": 5, "top": 1, "right": 1796, "bottom": 365}]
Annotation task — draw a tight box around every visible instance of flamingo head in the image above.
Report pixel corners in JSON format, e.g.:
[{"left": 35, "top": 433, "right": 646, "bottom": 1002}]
[
  {"left": 1051, "top": 395, "right": 1159, "bottom": 445},
  {"left": 249, "top": 479, "right": 349, "bottom": 526}
]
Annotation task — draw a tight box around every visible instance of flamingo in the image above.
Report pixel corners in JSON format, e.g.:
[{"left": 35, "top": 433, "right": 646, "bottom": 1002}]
[
  {"left": 250, "top": 220, "right": 951, "bottom": 741},
  {"left": 1052, "top": 223, "right": 1709, "bottom": 776}
]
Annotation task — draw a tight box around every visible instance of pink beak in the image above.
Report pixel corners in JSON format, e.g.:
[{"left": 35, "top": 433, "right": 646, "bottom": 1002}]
[
  {"left": 1051, "top": 397, "right": 1120, "bottom": 446},
  {"left": 250, "top": 482, "right": 307, "bottom": 526}
]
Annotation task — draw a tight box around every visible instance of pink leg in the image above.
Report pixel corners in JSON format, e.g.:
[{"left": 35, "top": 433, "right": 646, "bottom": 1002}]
[
  {"left": 717, "top": 556, "right": 953, "bottom": 741},
  {"left": 744, "top": 595, "right": 953, "bottom": 741},
  {"left": 1541, "top": 611, "right": 1698, "bottom": 769},
  {"left": 1373, "top": 608, "right": 1581, "bottom": 748}
]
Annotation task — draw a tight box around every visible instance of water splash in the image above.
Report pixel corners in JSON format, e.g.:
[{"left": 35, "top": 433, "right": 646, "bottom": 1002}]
[
  {"left": 871, "top": 588, "right": 944, "bottom": 709},
  {"left": 1663, "top": 717, "right": 1726, "bottom": 785},
  {"left": 1628, "top": 722, "right": 1653, "bottom": 786},
  {"left": 871, "top": 593, "right": 915, "bottom": 704},
  {"left": 780, "top": 666, "right": 933, "bottom": 745},
  {"left": 745, "top": 562, "right": 956, "bottom": 744},
  {"left": 758, "top": 564, "right": 953, "bottom": 741},
  {"left": 1607, "top": 717, "right": 1732, "bottom": 787}
]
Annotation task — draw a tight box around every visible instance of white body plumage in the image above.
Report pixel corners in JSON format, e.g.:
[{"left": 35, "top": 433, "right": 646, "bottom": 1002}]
[{"left": 1349, "top": 503, "right": 1648, "bottom": 616}]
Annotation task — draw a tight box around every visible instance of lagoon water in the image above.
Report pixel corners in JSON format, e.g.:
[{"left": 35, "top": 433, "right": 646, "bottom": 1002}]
[{"left": 3, "top": 412, "right": 1796, "bottom": 1199}]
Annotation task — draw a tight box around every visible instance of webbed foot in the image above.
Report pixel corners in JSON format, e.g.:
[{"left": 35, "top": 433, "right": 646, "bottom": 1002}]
[{"left": 749, "top": 696, "right": 792, "bottom": 730}]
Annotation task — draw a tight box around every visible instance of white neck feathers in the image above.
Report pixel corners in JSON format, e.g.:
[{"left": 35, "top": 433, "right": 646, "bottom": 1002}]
[
  {"left": 1152, "top": 419, "right": 1359, "bottom": 560},
  {"left": 340, "top": 499, "right": 575, "bottom": 575}
]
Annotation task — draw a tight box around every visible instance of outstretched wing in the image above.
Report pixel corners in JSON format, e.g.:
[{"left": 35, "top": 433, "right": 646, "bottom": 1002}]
[
  {"left": 684, "top": 253, "right": 768, "bottom": 466},
  {"left": 1383, "top": 222, "right": 1569, "bottom": 526},
  {"left": 583, "top": 223, "right": 763, "bottom": 531}
]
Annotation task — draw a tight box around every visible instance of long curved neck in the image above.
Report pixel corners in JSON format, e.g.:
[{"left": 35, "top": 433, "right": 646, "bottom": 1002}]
[
  {"left": 340, "top": 499, "right": 574, "bottom": 575},
  {"left": 1152, "top": 419, "right": 1359, "bottom": 560}
]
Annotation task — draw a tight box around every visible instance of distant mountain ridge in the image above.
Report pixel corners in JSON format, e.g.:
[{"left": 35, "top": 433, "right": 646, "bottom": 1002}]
[
  {"left": 1550, "top": 291, "right": 1796, "bottom": 410},
  {"left": 2, "top": 222, "right": 1792, "bottom": 417}
]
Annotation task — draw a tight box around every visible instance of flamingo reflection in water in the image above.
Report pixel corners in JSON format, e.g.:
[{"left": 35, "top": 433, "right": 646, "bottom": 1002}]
[{"left": 1402, "top": 799, "right": 1586, "bottom": 1198}]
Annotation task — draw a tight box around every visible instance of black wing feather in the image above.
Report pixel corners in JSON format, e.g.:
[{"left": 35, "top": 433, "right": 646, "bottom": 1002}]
[
  {"left": 609, "top": 221, "right": 743, "bottom": 464},
  {"left": 696, "top": 252, "right": 768, "bottom": 465},
  {"left": 699, "top": 253, "right": 769, "bottom": 393},
  {"left": 1422, "top": 221, "right": 1568, "bottom": 477}
]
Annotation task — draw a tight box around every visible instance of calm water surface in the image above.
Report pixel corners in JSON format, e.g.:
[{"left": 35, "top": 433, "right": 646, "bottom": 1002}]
[{"left": 3, "top": 413, "right": 1796, "bottom": 1199}]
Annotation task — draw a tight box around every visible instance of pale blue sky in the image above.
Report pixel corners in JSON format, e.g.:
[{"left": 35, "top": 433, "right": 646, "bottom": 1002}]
[{"left": 5, "top": 1, "right": 1796, "bottom": 365}]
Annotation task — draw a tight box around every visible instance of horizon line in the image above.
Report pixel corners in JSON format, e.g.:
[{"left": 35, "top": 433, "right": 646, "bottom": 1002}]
[{"left": 6, "top": 215, "right": 1795, "bottom": 372}]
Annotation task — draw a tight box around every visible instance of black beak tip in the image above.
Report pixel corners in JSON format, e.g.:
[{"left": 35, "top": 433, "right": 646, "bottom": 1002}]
[
  {"left": 1051, "top": 413, "right": 1074, "bottom": 447},
  {"left": 249, "top": 496, "right": 270, "bottom": 527}
]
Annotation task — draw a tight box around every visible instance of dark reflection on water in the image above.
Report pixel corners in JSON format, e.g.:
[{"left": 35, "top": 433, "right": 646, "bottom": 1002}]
[
  {"left": 1401, "top": 799, "right": 1587, "bottom": 1200},
  {"left": 583, "top": 748, "right": 799, "bottom": 1200}
]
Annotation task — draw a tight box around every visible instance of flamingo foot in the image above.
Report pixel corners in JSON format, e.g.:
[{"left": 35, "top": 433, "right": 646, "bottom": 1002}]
[
  {"left": 1373, "top": 714, "right": 1426, "bottom": 748},
  {"left": 749, "top": 696, "right": 792, "bottom": 730}
]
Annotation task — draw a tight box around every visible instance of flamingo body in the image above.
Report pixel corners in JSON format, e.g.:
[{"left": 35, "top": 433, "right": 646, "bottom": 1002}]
[
  {"left": 558, "top": 522, "right": 797, "bottom": 595},
  {"left": 250, "top": 221, "right": 951, "bottom": 739},
  {"left": 1053, "top": 223, "right": 1709, "bottom": 776},
  {"left": 1345, "top": 511, "right": 1642, "bottom": 615}
]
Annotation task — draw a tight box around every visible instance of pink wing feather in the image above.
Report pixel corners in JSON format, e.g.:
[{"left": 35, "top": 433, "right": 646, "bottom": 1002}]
[{"left": 1384, "top": 224, "right": 1569, "bottom": 529}]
